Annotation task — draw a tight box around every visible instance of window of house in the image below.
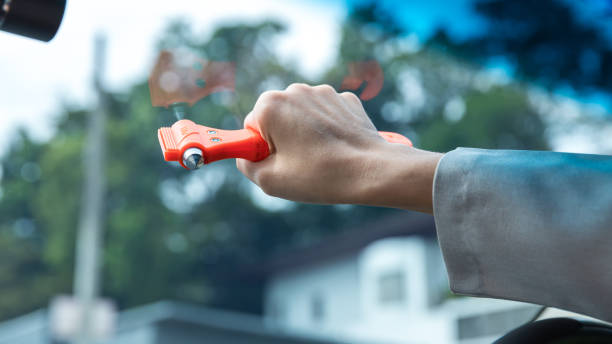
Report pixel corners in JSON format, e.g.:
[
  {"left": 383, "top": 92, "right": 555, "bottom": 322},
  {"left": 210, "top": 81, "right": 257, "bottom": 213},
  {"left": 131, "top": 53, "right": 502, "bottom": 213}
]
[
  {"left": 310, "top": 292, "right": 325, "bottom": 322},
  {"left": 378, "top": 270, "right": 406, "bottom": 305},
  {"left": 268, "top": 300, "right": 285, "bottom": 321}
]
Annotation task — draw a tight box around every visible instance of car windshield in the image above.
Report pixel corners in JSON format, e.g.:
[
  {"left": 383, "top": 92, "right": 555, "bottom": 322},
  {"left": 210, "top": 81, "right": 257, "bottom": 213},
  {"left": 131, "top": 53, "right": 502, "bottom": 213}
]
[{"left": 0, "top": 1, "right": 610, "bottom": 343}]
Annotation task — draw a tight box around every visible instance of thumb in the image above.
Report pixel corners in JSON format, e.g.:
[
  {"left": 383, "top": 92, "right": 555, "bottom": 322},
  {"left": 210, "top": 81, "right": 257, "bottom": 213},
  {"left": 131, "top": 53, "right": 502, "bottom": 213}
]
[
  {"left": 237, "top": 110, "right": 269, "bottom": 184},
  {"left": 243, "top": 109, "right": 275, "bottom": 154},
  {"left": 243, "top": 111, "right": 259, "bottom": 132}
]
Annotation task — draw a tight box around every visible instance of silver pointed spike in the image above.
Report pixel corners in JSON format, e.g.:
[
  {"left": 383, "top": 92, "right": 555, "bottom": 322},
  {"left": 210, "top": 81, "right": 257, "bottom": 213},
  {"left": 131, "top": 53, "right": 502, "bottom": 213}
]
[{"left": 182, "top": 148, "right": 204, "bottom": 170}]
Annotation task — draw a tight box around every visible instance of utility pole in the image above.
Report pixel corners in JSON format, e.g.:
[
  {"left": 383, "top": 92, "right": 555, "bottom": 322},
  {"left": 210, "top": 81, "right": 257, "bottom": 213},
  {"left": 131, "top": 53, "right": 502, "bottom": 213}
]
[{"left": 73, "top": 33, "right": 107, "bottom": 344}]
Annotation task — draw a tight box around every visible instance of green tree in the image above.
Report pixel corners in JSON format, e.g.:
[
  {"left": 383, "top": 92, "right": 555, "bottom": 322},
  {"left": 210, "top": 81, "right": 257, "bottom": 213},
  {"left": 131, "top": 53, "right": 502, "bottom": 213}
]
[{"left": 430, "top": 0, "right": 612, "bottom": 93}]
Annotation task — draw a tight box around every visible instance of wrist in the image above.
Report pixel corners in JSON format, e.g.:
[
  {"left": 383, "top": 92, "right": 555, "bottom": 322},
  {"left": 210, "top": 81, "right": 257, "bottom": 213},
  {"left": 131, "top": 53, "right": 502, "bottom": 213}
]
[{"left": 352, "top": 143, "right": 443, "bottom": 213}]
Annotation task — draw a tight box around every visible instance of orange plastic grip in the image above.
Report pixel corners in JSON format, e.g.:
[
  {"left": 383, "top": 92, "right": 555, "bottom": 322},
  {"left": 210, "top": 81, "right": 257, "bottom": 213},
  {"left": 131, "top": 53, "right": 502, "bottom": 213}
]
[
  {"left": 158, "top": 119, "right": 269, "bottom": 169},
  {"left": 158, "top": 119, "right": 412, "bottom": 169}
]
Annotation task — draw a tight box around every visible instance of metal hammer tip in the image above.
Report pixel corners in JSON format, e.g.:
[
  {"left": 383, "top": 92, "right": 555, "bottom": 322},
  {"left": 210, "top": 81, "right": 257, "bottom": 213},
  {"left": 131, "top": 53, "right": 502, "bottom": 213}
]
[{"left": 182, "top": 148, "right": 204, "bottom": 170}]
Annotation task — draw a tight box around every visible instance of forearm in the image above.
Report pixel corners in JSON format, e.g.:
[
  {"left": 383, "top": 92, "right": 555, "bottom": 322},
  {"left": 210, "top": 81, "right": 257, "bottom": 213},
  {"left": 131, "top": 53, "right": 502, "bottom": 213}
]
[{"left": 353, "top": 143, "right": 442, "bottom": 213}]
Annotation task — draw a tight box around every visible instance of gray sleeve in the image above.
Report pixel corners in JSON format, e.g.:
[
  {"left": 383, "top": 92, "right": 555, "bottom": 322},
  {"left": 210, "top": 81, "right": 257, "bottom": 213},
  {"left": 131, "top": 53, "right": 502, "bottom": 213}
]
[{"left": 433, "top": 148, "right": 612, "bottom": 321}]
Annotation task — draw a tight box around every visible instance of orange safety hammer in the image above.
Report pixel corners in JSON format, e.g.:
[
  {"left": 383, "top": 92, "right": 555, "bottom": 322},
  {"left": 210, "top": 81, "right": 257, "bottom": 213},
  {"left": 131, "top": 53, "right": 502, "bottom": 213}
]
[{"left": 158, "top": 115, "right": 412, "bottom": 170}]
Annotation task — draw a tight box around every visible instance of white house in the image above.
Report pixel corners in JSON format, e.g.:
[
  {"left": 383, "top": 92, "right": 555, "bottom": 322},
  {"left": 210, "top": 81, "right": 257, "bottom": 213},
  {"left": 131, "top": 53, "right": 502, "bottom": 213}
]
[{"left": 263, "top": 211, "right": 540, "bottom": 344}]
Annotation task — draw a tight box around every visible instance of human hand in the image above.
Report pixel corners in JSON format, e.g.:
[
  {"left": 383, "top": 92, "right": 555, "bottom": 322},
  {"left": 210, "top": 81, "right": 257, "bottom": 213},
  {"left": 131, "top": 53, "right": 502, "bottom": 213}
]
[{"left": 236, "top": 83, "right": 442, "bottom": 213}]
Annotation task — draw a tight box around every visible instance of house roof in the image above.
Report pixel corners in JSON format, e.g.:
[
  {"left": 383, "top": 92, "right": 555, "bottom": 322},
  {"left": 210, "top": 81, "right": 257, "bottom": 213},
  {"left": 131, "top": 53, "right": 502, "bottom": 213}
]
[
  {"left": 264, "top": 211, "right": 436, "bottom": 274},
  {"left": 0, "top": 301, "right": 347, "bottom": 344},
  {"left": 116, "top": 301, "right": 347, "bottom": 343}
]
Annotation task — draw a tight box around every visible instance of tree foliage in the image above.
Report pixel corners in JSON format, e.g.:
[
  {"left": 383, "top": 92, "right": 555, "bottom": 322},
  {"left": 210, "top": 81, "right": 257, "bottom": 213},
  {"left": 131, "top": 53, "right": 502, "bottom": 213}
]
[{"left": 431, "top": 0, "right": 612, "bottom": 93}]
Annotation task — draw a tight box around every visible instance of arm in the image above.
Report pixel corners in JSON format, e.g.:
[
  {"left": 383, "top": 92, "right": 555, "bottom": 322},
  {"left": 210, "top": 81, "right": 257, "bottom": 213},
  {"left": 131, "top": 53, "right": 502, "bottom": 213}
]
[
  {"left": 238, "top": 83, "right": 612, "bottom": 321},
  {"left": 435, "top": 148, "right": 612, "bottom": 321}
]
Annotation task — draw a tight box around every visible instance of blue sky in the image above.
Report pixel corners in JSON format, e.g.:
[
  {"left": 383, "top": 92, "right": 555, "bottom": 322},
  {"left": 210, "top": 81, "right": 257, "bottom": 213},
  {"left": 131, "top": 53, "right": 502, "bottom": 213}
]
[
  {"left": 340, "top": 0, "right": 611, "bottom": 42},
  {"left": 354, "top": 0, "right": 485, "bottom": 40}
]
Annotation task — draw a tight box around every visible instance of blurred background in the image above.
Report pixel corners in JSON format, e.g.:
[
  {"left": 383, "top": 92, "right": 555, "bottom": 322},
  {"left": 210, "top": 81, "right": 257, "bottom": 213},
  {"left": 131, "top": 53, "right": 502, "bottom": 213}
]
[{"left": 0, "top": 0, "right": 611, "bottom": 343}]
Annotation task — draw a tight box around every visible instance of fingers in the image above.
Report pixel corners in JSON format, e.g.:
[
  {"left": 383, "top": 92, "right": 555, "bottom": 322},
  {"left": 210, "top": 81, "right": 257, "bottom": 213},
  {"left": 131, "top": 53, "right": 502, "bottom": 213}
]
[
  {"left": 243, "top": 111, "right": 256, "bottom": 131},
  {"left": 236, "top": 158, "right": 257, "bottom": 184},
  {"left": 312, "top": 84, "right": 336, "bottom": 95},
  {"left": 246, "top": 90, "right": 289, "bottom": 154},
  {"left": 250, "top": 90, "right": 286, "bottom": 131},
  {"left": 340, "top": 91, "right": 362, "bottom": 108},
  {"left": 286, "top": 82, "right": 311, "bottom": 93},
  {"left": 286, "top": 83, "right": 338, "bottom": 97},
  {"left": 292, "top": 83, "right": 361, "bottom": 108},
  {"left": 236, "top": 156, "right": 277, "bottom": 196}
]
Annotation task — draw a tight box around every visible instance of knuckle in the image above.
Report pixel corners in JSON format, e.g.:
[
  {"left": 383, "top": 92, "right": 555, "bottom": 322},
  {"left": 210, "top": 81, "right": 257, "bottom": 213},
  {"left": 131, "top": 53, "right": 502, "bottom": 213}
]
[
  {"left": 341, "top": 91, "right": 361, "bottom": 103},
  {"left": 314, "top": 84, "right": 336, "bottom": 94},
  {"left": 259, "top": 90, "right": 285, "bottom": 105},
  {"left": 256, "top": 91, "right": 285, "bottom": 122},
  {"left": 287, "top": 83, "right": 310, "bottom": 93}
]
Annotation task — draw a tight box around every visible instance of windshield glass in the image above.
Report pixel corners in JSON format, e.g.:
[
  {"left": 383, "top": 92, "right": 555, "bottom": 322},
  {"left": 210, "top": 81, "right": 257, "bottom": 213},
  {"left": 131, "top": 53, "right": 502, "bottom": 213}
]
[{"left": 0, "top": 0, "right": 609, "bottom": 342}]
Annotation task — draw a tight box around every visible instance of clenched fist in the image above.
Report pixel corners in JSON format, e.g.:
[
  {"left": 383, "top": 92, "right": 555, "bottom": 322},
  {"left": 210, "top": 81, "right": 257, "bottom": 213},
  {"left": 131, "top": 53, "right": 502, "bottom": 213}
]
[{"left": 236, "top": 84, "right": 441, "bottom": 213}]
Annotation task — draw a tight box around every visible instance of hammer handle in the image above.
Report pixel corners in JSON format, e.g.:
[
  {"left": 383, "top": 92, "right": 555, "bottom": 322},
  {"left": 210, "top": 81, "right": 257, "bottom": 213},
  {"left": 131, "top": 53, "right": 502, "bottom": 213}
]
[{"left": 158, "top": 120, "right": 413, "bottom": 168}]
